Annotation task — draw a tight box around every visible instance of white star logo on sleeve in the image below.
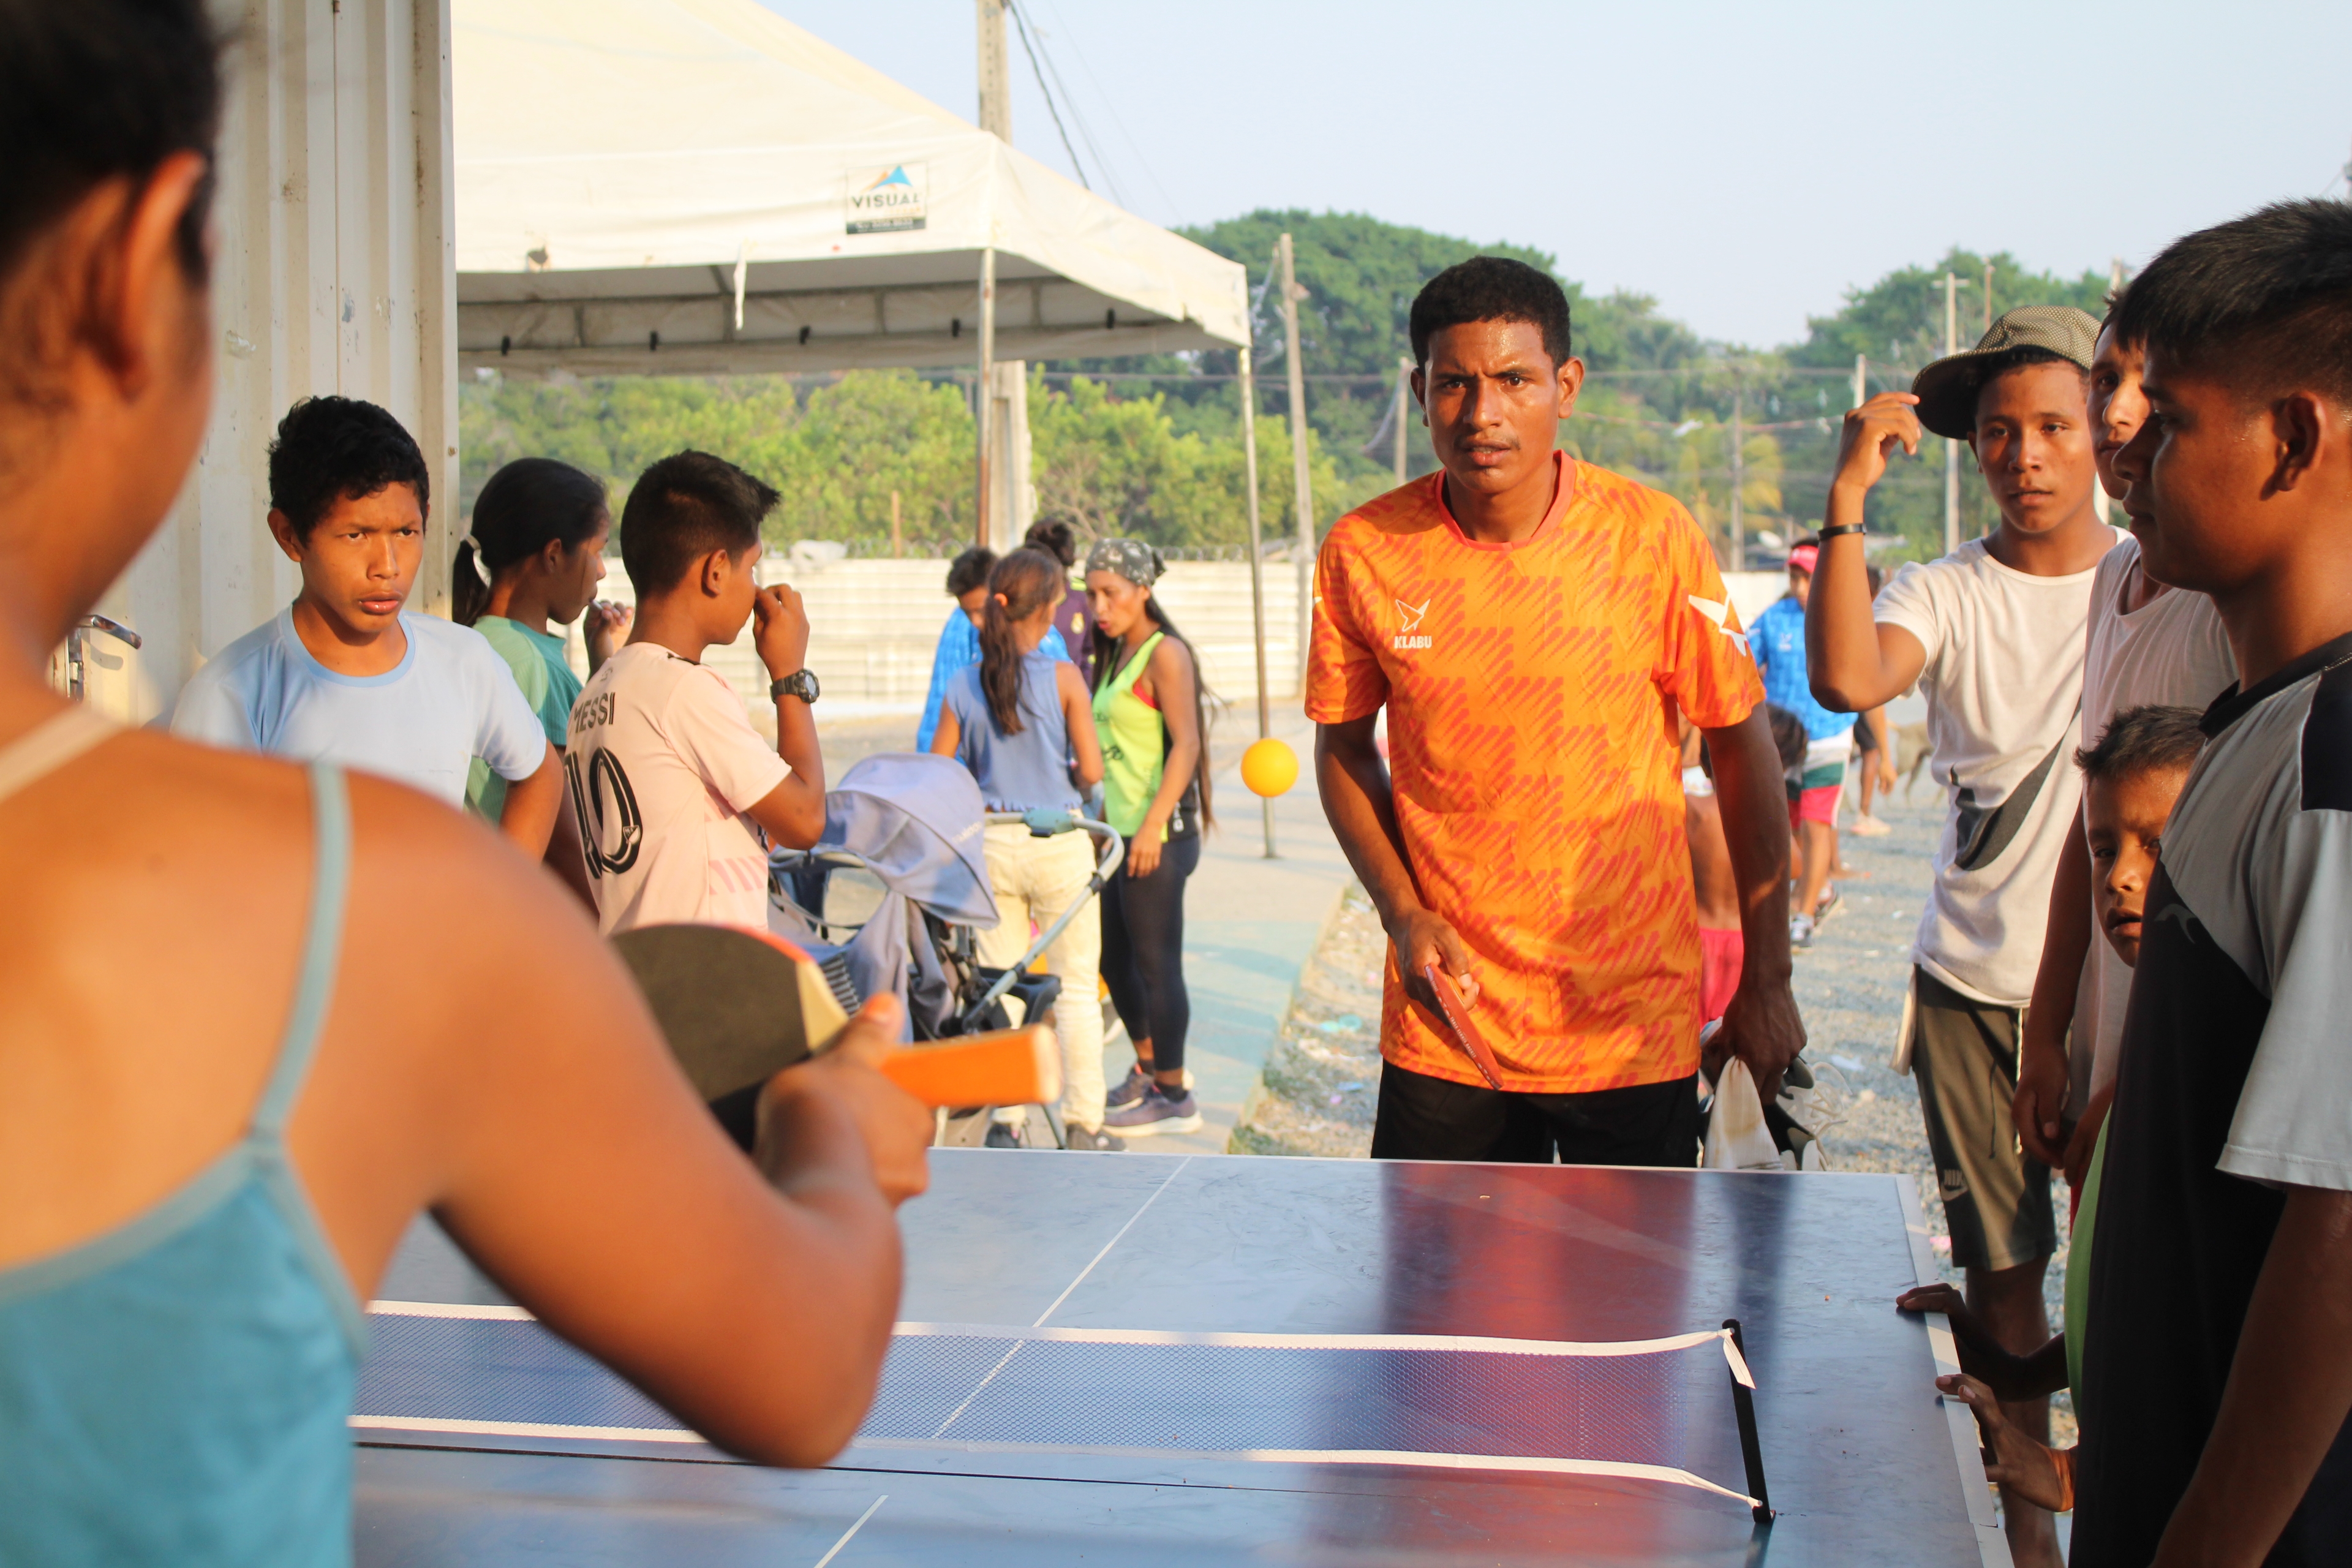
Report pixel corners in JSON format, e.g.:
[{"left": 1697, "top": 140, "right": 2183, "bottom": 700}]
[{"left": 1688, "top": 594, "right": 1751, "bottom": 658}]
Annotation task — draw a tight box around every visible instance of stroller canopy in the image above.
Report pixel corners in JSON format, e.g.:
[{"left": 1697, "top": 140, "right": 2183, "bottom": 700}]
[{"left": 814, "top": 753, "right": 995, "bottom": 926}]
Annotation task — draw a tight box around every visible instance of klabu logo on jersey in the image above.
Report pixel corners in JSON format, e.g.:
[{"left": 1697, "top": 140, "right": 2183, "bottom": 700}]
[
  {"left": 1392, "top": 597, "right": 1432, "bottom": 651},
  {"left": 1687, "top": 594, "right": 1751, "bottom": 658}
]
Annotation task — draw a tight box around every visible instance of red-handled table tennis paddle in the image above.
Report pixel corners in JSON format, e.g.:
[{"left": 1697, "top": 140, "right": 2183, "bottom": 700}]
[{"left": 1423, "top": 963, "right": 1506, "bottom": 1091}]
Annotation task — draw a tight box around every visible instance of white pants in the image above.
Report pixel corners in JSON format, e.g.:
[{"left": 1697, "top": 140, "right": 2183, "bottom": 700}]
[{"left": 976, "top": 823, "right": 1106, "bottom": 1131}]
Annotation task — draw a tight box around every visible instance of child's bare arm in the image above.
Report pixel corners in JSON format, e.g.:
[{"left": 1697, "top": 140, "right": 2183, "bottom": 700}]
[
  {"left": 1058, "top": 661, "right": 1102, "bottom": 792},
  {"left": 283, "top": 778, "right": 930, "bottom": 1470},
  {"left": 1939, "top": 1373, "right": 2074, "bottom": 1512},
  {"left": 2017, "top": 810, "right": 2094, "bottom": 1167},
  {"left": 1807, "top": 394, "right": 1929, "bottom": 713},
  {"left": 745, "top": 583, "right": 825, "bottom": 848},
  {"left": 1898, "top": 1285, "right": 2069, "bottom": 1401},
  {"left": 496, "top": 742, "right": 564, "bottom": 859}
]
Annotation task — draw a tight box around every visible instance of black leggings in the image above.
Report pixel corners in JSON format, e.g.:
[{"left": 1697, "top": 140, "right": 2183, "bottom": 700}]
[{"left": 1100, "top": 831, "right": 1199, "bottom": 1074}]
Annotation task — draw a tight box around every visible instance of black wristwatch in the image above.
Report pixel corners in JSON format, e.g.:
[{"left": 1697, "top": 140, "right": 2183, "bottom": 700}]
[
  {"left": 1817, "top": 522, "right": 1867, "bottom": 541},
  {"left": 771, "top": 669, "right": 820, "bottom": 704}
]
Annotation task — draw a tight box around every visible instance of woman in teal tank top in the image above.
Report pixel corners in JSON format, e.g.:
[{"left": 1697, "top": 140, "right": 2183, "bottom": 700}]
[
  {"left": 0, "top": 12, "right": 931, "bottom": 1560},
  {"left": 1084, "top": 540, "right": 1214, "bottom": 1139},
  {"left": 453, "top": 458, "right": 630, "bottom": 907}
]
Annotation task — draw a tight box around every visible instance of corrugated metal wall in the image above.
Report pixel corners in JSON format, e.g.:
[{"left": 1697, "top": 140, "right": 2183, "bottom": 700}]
[{"left": 68, "top": 0, "right": 458, "bottom": 722}]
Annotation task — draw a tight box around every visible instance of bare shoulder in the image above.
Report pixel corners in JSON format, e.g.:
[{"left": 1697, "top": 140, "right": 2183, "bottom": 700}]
[{"left": 1149, "top": 631, "right": 1196, "bottom": 681}]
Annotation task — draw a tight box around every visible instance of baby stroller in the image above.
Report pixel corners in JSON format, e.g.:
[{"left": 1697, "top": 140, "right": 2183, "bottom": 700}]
[{"left": 769, "top": 752, "right": 1124, "bottom": 1148}]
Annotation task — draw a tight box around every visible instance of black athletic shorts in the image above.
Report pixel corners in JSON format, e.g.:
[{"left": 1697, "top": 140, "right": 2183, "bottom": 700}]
[{"left": 1369, "top": 1059, "right": 1702, "bottom": 1166}]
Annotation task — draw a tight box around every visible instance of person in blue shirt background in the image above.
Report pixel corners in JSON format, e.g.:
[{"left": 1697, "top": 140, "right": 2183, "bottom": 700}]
[
  {"left": 1750, "top": 537, "right": 1855, "bottom": 948},
  {"left": 916, "top": 545, "right": 1068, "bottom": 749}
]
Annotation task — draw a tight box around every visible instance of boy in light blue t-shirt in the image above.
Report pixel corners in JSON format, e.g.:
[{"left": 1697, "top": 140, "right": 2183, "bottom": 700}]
[{"left": 172, "top": 397, "right": 559, "bottom": 854}]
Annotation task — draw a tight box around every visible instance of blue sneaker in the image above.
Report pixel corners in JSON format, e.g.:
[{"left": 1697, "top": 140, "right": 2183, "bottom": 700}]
[
  {"left": 1107, "top": 1064, "right": 1152, "bottom": 1112},
  {"left": 1107, "top": 1064, "right": 1192, "bottom": 1112},
  {"left": 1104, "top": 1084, "right": 1202, "bottom": 1137}
]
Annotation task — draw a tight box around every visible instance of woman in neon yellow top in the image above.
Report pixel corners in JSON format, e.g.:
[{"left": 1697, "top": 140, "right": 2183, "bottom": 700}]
[{"left": 1086, "top": 539, "right": 1213, "bottom": 1137}]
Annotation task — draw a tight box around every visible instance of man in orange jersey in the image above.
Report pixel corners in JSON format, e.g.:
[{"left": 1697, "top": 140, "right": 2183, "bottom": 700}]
[{"left": 1311, "top": 257, "right": 1803, "bottom": 1164}]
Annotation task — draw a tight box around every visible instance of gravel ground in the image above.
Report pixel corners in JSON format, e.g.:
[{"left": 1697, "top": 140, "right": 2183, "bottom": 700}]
[{"left": 1229, "top": 781, "right": 2078, "bottom": 1442}]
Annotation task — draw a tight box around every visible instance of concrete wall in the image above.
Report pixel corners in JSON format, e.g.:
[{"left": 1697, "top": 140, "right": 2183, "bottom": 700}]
[
  {"left": 70, "top": 0, "right": 458, "bottom": 722},
  {"left": 571, "top": 556, "right": 1304, "bottom": 725}
]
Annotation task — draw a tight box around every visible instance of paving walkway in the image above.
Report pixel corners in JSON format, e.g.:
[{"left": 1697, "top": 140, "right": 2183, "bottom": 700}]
[
  {"left": 1102, "top": 707, "right": 1353, "bottom": 1155},
  {"left": 811, "top": 703, "right": 1355, "bottom": 1158}
]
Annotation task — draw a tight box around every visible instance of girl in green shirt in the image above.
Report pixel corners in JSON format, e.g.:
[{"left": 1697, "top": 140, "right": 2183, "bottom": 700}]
[
  {"left": 454, "top": 458, "right": 630, "bottom": 905},
  {"left": 1085, "top": 540, "right": 1214, "bottom": 1137}
]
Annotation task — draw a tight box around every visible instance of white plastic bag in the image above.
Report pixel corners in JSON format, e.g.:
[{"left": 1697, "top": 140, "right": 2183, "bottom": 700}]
[{"left": 1703, "top": 1058, "right": 1784, "bottom": 1171}]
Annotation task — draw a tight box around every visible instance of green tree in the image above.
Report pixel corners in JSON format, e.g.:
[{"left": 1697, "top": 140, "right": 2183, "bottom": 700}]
[{"left": 1029, "top": 371, "right": 1349, "bottom": 550}]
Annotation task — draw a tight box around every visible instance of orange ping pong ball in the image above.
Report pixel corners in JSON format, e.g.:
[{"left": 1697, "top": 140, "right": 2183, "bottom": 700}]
[{"left": 1242, "top": 737, "right": 1299, "bottom": 797}]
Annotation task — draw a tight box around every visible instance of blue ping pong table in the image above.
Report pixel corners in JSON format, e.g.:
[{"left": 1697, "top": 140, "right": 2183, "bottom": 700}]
[{"left": 353, "top": 1150, "right": 2005, "bottom": 1567}]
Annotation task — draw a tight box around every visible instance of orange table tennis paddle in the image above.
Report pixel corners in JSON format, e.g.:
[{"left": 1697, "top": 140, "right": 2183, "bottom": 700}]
[
  {"left": 611, "top": 925, "right": 1062, "bottom": 1143},
  {"left": 1424, "top": 963, "right": 1507, "bottom": 1091}
]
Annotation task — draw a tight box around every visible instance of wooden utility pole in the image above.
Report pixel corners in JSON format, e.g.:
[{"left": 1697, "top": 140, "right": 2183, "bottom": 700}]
[
  {"left": 1728, "top": 369, "right": 1744, "bottom": 570},
  {"left": 889, "top": 489, "right": 903, "bottom": 558},
  {"left": 1942, "top": 270, "right": 1962, "bottom": 556},
  {"left": 975, "top": 0, "right": 1011, "bottom": 138},
  {"left": 975, "top": 249, "right": 997, "bottom": 547},
  {"left": 1239, "top": 344, "right": 1276, "bottom": 858},
  {"left": 1392, "top": 356, "right": 1412, "bottom": 486},
  {"left": 1277, "top": 233, "right": 1314, "bottom": 690},
  {"left": 973, "top": 0, "right": 1016, "bottom": 548}
]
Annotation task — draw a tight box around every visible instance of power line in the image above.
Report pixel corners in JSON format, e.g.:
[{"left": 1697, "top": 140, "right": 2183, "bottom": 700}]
[
  {"left": 1034, "top": 0, "right": 1183, "bottom": 224},
  {"left": 1008, "top": 2, "right": 1127, "bottom": 209},
  {"left": 1004, "top": 1, "right": 1090, "bottom": 193}
]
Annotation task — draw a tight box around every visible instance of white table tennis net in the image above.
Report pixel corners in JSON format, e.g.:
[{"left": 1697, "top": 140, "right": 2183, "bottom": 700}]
[{"left": 358, "top": 1306, "right": 1762, "bottom": 1509}]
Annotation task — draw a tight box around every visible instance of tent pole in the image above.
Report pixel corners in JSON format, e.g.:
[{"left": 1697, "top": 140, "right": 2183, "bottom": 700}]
[
  {"left": 1239, "top": 345, "right": 1275, "bottom": 859},
  {"left": 976, "top": 246, "right": 997, "bottom": 548},
  {"left": 1278, "top": 233, "right": 1314, "bottom": 697}
]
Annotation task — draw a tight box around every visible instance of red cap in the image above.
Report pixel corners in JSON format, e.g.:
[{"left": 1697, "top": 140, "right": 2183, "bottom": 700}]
[{"left": 1787, "top": 544, "right": 1819, "bottom": 574}]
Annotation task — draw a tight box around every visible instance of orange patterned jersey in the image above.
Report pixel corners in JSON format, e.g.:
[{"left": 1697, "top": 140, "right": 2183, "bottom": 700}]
[{"left": 1306, "top": 454, "right": 1763, "bottom": 1093}]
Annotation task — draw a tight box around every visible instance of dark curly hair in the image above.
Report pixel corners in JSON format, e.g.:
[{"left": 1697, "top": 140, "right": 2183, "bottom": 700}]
[
  {"left": 2112, "top": 198, "right": 2352, "bottom": 407},
  {"left": 619, "top": 450, "right": 777, "bottom": 596},
  {"left": 267, "top": 396, "right": 431, "bottom": 540},
  {"left": 1408, "top": 256, "right": 1572, "bottom": 371},
  {"left": 2076, "top": 704, "right": 2206, "bottom": 788},
  {"left": 946, "top": 545, "right": 997, "bottom": 598}
]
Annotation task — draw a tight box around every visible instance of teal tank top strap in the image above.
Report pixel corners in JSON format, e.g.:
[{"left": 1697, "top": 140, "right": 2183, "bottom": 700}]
[
  {"left": 252, "top": 761, "right": 352, "bottom": 1137},
  {"left": 247, "top": 761, "right": 368, "bottom": 1350}
]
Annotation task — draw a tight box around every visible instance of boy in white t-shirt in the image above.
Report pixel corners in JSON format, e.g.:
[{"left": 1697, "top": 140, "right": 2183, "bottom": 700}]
[
  {"left": 1806, "top": 306, "right": 2117, "bottom": 1568},
  {"left": 172, "top": 396, "right": 560, "bottom": 851},
  {"left": 567, "top": 451, "right": 826, "bottom": 934},
  {"left": 2011, "top": 318, "right": 2237, "bottom": 1192}
]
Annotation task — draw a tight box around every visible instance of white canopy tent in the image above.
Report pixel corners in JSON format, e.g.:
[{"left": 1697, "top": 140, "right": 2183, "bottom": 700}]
[{"left": 451, "top": 0, "right": 1247, "bottom": 378}]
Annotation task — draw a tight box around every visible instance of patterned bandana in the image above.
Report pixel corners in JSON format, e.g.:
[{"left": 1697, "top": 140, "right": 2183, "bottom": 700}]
[{"left": 1085, "top": 537, "right": 1164, "bottom": 587}]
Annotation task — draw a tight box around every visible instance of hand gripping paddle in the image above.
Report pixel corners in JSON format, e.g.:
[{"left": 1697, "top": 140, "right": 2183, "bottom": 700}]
[
  {"left": 611, "top": 924, "right": 1061, "bottom": 1148},
  {"left": 1423, "top": 963, "right": 1507, "bottom": 1091}
]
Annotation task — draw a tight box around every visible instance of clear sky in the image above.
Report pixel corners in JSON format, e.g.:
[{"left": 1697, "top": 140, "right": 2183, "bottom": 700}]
[{"left": 757, "top": 0, "right": 2351, "bottom": 348}]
